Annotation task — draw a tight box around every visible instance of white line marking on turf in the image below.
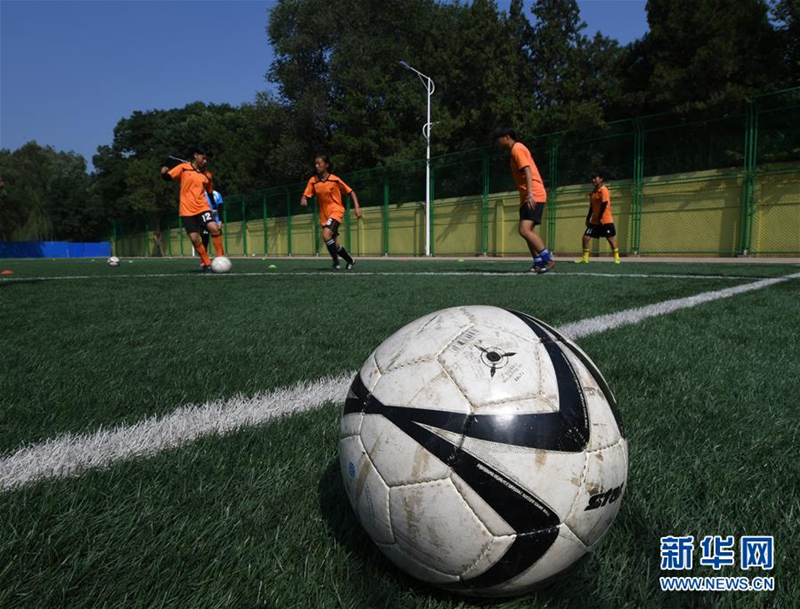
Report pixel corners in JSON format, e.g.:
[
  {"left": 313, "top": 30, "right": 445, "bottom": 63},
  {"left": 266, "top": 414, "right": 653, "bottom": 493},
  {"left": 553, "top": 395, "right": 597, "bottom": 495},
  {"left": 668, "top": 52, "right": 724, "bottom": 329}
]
[
  {"left": 1, "top": 271, "right": 798, "bottom": 492},
  {"left": 558, "top": 272, "right": 800, "bottom": 339},
  {"left": 0, "top": 271, "right": 764, "bottom": 282}
]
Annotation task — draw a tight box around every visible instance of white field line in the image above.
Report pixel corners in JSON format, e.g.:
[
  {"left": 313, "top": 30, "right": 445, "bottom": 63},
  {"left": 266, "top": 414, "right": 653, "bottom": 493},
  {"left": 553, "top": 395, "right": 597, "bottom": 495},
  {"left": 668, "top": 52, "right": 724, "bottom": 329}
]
[
  {"left": 0, "top": 271, "right": 765, "bottom": 282},
  {"left": 558, "top": 272, "right": 800, "bottom": 339},
  {"left": 1, "top": 271, "right": 798, "bottom": 492}
]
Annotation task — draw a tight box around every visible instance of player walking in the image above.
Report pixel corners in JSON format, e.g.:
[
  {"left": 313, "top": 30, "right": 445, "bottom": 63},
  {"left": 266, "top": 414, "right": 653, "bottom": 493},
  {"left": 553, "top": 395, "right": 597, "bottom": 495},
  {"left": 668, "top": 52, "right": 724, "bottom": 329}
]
[
  {"left": 575, "top": 172, "right": 620, "bottom": 264},
  {"left": 493, "top": 127, "right": 555, "bottom": 274}
]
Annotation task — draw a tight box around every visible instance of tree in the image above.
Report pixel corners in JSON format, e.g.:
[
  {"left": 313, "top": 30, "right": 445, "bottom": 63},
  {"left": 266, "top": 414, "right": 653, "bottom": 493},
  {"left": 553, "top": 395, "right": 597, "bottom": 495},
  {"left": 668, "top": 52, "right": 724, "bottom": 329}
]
[{"left": 628, "top": 0, "right": 784, "bottom": 113}]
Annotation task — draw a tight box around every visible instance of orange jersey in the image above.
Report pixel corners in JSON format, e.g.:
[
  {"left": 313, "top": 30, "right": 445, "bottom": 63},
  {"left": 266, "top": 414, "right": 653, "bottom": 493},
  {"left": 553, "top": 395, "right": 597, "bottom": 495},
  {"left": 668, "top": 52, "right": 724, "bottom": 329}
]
[
  {"left": 589, "top": 185, "right": 613, "bottom": 224},
  {"left": 303, "top": 174, "right": 353, "bottom": 225},
  {"left": 167, "top": 163, "right": 214, "bottom": 217},
  {"left": 510, "top": 142, "right": 547, "bottom": 204}
]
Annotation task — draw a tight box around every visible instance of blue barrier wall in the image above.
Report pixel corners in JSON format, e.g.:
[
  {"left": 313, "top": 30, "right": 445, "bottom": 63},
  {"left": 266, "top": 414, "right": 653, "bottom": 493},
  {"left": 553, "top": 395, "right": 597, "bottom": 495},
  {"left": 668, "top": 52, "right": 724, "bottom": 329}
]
[{"left": 0, "top": 242, "right": 112, "bottom": 258}]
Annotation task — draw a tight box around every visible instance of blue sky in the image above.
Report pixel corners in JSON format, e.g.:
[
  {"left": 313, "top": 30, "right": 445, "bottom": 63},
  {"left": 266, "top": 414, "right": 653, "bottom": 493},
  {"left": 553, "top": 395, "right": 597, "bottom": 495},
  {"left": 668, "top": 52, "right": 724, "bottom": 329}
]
[{"left": 0, "top": 0, "right": 648, "bottom": 170}]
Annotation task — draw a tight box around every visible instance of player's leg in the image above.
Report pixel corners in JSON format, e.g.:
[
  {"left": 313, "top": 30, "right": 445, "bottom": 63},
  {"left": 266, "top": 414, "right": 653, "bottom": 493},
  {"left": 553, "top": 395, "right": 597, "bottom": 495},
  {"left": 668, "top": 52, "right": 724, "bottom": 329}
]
[
  {"left": 575, "top": 231, "right": 592, "bottom": 263},
  {"left": 331, "top": 221, "right": 354, "bottom": 269},
  {"left": 322, "top": 225, "right": 340, "bottom": 269},
  {"left": 182, "top": 216, "right": 212, "bottom": 268},
  {"left": 206, "top": 217, "right": 225, "bottom": 256},
  {"left": 606, "top": 226, "right": 620, "bottom": 263},
  {"left": 521, "top": 203, "right": 554, "bottom": 273}
]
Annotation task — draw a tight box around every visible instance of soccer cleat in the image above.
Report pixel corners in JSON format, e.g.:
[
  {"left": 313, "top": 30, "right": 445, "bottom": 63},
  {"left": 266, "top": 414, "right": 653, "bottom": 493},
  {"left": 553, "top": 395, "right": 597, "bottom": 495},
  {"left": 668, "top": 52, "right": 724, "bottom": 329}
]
[
  {"left": 574, "top": 258, "right": 589, "bottom": 264},
  {"left": 200, "top": 263, "right": 211, "bottom": 273},
  {"left": 537, "top": 261, "right": 556, "bottom": 274},
  {"left": 614, "top": 258, "right": 621, "bottom": 264},
  {"left": 332, "top": 263, "right": 342, "bottom": 271},
  {"left": 345, "top": 260, "right": 355, "bottom": 270},
  {"left": 528, "top": 265, "right": 541, "bottom": 273}
]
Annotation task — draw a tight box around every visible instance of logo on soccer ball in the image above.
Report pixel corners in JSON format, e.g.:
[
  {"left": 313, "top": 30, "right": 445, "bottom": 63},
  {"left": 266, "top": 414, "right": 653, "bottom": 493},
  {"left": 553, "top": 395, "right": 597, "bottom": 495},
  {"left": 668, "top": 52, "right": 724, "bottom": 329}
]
[{"left": 476, "top": 346, "right": 516, "bottom": 377}]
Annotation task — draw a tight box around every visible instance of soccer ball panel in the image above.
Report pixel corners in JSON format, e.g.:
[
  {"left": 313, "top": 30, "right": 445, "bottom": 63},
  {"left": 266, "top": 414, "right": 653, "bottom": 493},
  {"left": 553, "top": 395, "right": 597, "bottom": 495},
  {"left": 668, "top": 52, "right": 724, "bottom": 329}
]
[
  {"left": 565, "top": 440, "right": 628, "bottom": 547},
  {"left": 371, "top": 363, "right": 472, "bottom": 414},
  {"left": 438, "top": 324, "right": 553, "bottom": 411},
  {"left": 339, "top": 412, "right": 362, "bottom": 439},
  {"left": 457, "top": 436, "right": 586, "bottom": 523},
  {"left": 376, "top": 542, "right": 460, "bottom": 584},
  {"left": 449, "top": 473, "right": 515, "bottom": 537},
  {"left": 482, "top": 524, "right": 587, "bottom": 596},
  {"left": 459, "top": 535, "right": 516, "bottom": 581},
  {"left": 373, "top": 307, "right": 473, "bottom": 373},
  {"left": 359, "top": 353, "right": 382, "bottom": 393},
  {"left": 339, "top": 436, "right": 393, "bottom": 544},
  {"left": 360, "top": 414, "right": 451, "bottom": 486},
  {"left": 389, "top": 479, "right": 493, "bottom": 576}
]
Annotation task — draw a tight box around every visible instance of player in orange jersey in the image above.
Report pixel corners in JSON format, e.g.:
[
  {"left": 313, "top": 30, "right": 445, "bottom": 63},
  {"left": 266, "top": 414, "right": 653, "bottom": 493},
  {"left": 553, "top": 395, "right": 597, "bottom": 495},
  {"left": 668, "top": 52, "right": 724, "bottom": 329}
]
[
  {"left": 493, "top": 127, "right": 555, "bottom": 274},
  {"left": 575, "top": 171, "right": 620, "bottom": 264},
  {"left": 160, "top": 145, "right": 224, "bottom": 272},
  {"left": 301, "top": 155, "right": 362, "bottom": 270}
]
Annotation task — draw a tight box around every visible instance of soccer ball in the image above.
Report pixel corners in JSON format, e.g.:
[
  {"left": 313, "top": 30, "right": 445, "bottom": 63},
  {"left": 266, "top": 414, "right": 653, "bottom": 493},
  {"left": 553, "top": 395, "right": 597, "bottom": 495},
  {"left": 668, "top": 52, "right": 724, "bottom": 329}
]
[
  {"left": 107, "top": 256, "right": 120, "bottom": 267},
  {"left": 211, "top": 256, "right": 232, "bottom": 274},
  {"left": 339, "top": 306, "right": 627, "bottom": 597}
]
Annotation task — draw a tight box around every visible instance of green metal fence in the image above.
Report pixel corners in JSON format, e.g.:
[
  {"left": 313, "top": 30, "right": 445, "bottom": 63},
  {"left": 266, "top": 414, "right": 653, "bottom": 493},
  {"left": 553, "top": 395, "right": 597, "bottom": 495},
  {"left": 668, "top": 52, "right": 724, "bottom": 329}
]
[{"left": 113, "top": 87, "right": 800, "bottom": 257}]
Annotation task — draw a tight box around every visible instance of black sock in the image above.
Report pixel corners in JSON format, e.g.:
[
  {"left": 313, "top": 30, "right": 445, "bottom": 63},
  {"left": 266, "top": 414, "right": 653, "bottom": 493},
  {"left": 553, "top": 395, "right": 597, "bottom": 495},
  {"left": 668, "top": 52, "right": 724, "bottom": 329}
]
[
  {"left": 338, "top": 246, "right": 353, "bottom": 264},
  {"left": 326, "top": 239, "right": 339, "bottom": 264}
]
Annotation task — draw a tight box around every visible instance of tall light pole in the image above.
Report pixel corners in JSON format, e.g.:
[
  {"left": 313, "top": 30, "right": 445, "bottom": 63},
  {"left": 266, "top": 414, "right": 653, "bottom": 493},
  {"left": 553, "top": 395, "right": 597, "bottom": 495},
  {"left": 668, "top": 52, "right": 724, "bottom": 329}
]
[{"left": 400, "top": 60, "right": 435, "bottom": 256}]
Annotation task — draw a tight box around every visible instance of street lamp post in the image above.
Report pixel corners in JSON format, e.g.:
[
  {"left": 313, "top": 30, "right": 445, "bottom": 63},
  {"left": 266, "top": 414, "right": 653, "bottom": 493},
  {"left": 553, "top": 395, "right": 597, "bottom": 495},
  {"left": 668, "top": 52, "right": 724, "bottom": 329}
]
[{"left": 400, "top": 60, "right": 435, "bottom": 257}]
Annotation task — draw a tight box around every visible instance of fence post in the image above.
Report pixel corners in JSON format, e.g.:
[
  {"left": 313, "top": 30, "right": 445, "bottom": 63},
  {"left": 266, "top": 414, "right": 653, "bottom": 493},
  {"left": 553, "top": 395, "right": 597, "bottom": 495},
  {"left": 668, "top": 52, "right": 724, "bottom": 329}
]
[
  {"left": 345, "top": 194, "right": 351, "bottom": 252},
  {"left": 286, "top": 188, "right": 293, "bottom": 256},
  {"left": 383, "top": 170, "right": 390, "bottom": 256},
  {"left": 111, "top": 220, "right": 117, "bottom": 256},
  {"left": 429, "top": 167, "right": 435, "bottom": 256},
  {"left": 313, "top": 198, "right": 320, "bottom": 256},
  {"left": 223, "top": 198, "right": 229, "bottom": 254},
  {"left": 241, "top": 196, "right": 248, "bottom": 256},
  {"left": 631, "top": 119, "right": 644, "bottom": 255},
  {"left": 482, "top": 151, "right": 489, "bottom": 256},
  {"left": 263, "top": 195, "right": 268, "bottom": 256},
  {"left": 167, "top": 219, "right": 172, "bottom": 257},
  {"left": 739, "top": 100, "right": 758, "bottom": 255},
  {"left": 178, "top": 217, "right": 184, "bottom": 256},
  {"left": 548, "top": 139, "right": 559, "bottom": 253}
]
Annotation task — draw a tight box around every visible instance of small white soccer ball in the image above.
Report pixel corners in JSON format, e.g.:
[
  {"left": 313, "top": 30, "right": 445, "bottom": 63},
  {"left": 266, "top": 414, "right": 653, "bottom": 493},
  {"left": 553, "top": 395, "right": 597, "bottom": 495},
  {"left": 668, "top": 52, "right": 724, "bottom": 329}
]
[
  {"left": 211, "top": 256, "right": 232, "bottom": 274},
  {"left": 107, "top": 256, "right": 120, "bottom": 267},
  {"left": 339, "top": 305, "right": 627, "bottom": 597}
]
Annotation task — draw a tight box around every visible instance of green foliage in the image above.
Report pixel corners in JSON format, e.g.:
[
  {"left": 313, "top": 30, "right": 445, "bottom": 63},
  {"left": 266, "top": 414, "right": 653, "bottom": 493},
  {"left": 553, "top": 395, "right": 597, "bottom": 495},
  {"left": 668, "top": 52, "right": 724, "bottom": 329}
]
[
  {"left": 0, "top": 142, "right": 103, "bottom": 241},
  {"left": 3, "top": 0, "right": 798, "bottom": 244}
]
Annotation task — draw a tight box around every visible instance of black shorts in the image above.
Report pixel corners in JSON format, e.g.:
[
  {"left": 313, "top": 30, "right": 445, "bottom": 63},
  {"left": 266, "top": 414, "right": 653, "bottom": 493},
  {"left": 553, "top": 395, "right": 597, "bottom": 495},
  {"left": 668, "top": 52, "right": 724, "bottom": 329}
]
[
  {"left": 519, "top": 202, "right": 545, "bottom": 225},
  {"left": 182, "top": 212, "right": 215, "bottom": 235},
  {"left": 584, "top": 223, "right": 617, "bottom": 238},
  {"left": 322, "top": 218, "right": 341, "bottom": 237}
]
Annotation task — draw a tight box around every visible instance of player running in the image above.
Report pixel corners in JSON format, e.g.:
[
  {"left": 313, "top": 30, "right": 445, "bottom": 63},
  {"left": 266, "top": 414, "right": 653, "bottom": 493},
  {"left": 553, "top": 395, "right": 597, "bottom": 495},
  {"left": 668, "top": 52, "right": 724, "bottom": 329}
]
[
  {"left": 160, "top": 145, "right": 225, "bottom": 272},
  {"left": 493, "top": 127, "right": 555, "bottom": 274},
  {"left": 575, "top": 171, "right": 620, "bottom": 264},
  {"left": 300, "top": 155, "right": 362, "bottom": 270}
]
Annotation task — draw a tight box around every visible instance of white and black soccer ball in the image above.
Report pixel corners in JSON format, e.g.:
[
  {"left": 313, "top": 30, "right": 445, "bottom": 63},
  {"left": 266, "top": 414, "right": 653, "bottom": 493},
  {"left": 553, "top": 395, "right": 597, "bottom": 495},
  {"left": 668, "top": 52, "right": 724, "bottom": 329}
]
[
  {"left": 107, "top": 256, "right": 120, "bottom": 267},
  {"left": 211, "top": 256, "right": 232, "bottom": 274},
  {"left": 339, "top": 305, "right": 627, "bottom": 597}
]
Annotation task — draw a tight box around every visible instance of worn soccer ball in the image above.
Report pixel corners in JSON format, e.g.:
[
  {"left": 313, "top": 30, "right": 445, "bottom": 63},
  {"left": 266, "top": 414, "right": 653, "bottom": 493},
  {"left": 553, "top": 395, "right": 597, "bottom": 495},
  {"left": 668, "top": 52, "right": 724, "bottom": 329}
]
[
  {"left": 211, "top": 256, "right": 232, "bottom": 274},
  {"left": 107, "top": 256, "right": 120, "bottom": 267},
  {"left": 339, "top": 306, "right": 627, "bottom": 597}
]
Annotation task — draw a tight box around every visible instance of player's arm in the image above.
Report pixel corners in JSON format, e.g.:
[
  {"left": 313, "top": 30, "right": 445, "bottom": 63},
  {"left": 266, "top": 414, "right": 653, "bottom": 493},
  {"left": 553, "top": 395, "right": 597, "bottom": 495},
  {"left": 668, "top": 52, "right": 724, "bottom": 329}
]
[
  {"left": 522, "top": 166, "right": 535, "bottom": 208},
  {"left": 586, "top": 205, "right": 593, "bottom": 226},
  {"left": 161, "top": 164, "right": 183, "bottom": 182},
  {"left": 350, "top": 190, "right": 362, "bottom": 219},
  {"left": 301, "top": 179, "right": 314, "bottom": 208}
]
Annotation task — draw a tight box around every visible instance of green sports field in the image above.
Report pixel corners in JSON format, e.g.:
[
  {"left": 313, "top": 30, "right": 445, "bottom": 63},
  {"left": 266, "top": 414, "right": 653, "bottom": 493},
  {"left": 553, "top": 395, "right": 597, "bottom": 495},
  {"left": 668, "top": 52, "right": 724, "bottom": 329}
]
[{"left": 1, "top": 257, "right": 798, "bottom": 609}]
